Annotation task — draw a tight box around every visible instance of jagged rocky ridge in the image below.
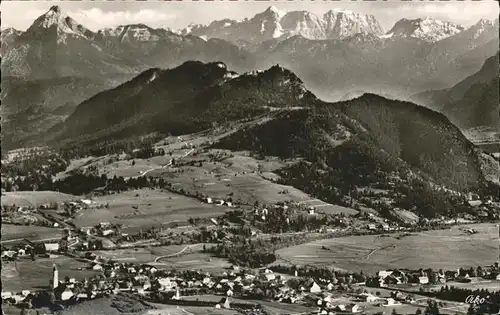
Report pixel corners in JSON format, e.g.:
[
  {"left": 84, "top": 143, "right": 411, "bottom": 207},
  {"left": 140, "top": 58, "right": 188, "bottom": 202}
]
[
  {"left": 384, "top": 17, "right": 465, "bottom": 42},
  {"left": 182, "top": 6, "right": 383, "bottom": 45}
]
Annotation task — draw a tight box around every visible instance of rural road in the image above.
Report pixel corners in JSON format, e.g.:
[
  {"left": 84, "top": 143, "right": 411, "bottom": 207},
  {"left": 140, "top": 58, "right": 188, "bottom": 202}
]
[
  {"left": 153, "top": 244, "right": 201, "bottom": 263},
  {"left": 68, "top": 238, "right": 79, "bottom": 248},
  {"left": 133, "top": 146, "right": 194, "bottom": 179},
  {"left": 134, "top": 160, "right": 171, "bottom": 178},
  {"left": 1, "top": 236, "right": 61, "bottom": 244}
]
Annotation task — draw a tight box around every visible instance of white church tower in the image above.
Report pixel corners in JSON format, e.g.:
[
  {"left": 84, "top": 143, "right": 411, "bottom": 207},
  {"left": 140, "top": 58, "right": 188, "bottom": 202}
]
[{"left": 52, "top": 264, "right": 59, "bottom": 289}]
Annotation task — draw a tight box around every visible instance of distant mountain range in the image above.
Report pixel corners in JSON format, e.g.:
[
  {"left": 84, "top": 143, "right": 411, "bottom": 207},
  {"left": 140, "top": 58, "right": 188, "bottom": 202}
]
[
  {"left": 1, "top": 6, "right": 257, "bottom": 149},
  {"left": 1, "top": 5, "right": 498, "bottom": 150},
  {"left": 384, "top": 17, "right": 464, "bottom": 42},
  {"left": 181, "top": 6, "right": 383, "bottom": 44}
]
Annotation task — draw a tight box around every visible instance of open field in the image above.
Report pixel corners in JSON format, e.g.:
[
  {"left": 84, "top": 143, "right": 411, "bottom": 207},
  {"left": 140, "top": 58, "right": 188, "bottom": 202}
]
[
  {"left": 157, "top": 155, "right": 357, "bottom": 215},
  {"left": 1, "top": 191, "right": 78, "bottom": 207},
  {"left": 72, "top": 189, "right": 227, "bottom": 229},
  {"left": 92, "top": 244, "right": 229, "bottom": 272},
  {"left": 276, "top": 223, "right": 499, "bottom": 274},
  {"left": 433, "top": 279, "right": 500, "bottom": 291},
  {"left": 92, "top": 244, "right": 202, "bottom": 264},
  {"left": 59, "top": 131, "right": 218, "bottom": 180},
  {"left": 1, "top": 255, "right": 99, "bottom": 292},
  {"left": 361, "top": 287, "right": 470, "bottom": 314},
  {"left": 398, "top": 279, "right": 500, "bottom": 293},
  {"left": 53, "top": 128, "right": 357, "bottom": 219},
  {"left": 154, "top": 252, "right": 231, "bottom": 272},
  {"left": 98, "top": 154, "right": 173, "bottom": 179},
  {"left": 182, "top": 294, "right": 316, "bottom": 314},
  {"left": 57, "top": 295, "right": 237, "bottom": 315},
  {"left": 143, "top": 305, "right": 236, "bottom": 315},
  {"left": 1, "top": 223, "right": 63, "bottom": 243}
]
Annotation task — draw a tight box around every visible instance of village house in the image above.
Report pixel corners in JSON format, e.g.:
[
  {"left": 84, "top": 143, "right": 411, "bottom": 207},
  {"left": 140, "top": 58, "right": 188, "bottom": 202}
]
[
  {"left": 92, "top": 263, "right": 103, "bottom": 271},
  {"left": 378, "top": 270, "right": 393, "bottom": 279},
  {"left": 44, "top": 242, "right": 60, "bottom": 252},
  {"left": 2, "top": 250, "right": 16, "bottom": 259},
  {"left": 1, "top": 292, "right": 13, "bottom": 300},
  {"left": 81, "top": 199, "right": 92, "bottom": 205},
  {"left": 157, "top": 277, "right": 176, "bottom": 291},
  {"left": 383, "top": 275, "right": 401, "bottom": 286},
  {"left": 384, "top": 298, "right": 401, "bottom": 306},
  {"left": 99, "top": 222, "right": 111, "bottom": 229},
  {"left": 61, "top": 288, "right": 74, "bottom": 301},
  {"left": 418, "top": 276, "right": 429, "bottom": 284},
  {"left": 310, "top": 281, "right": 321, "bottom": 293},
  {"left": 477, "top": 210, "right": 489, "bottom": 218},
  {"left": 335, "top": 304, "right": 361, "bottom": 313},
  {"left": 359, "top": 293, "right": 379, "bottom": 302},
  {"left": 101, "top": 229, "right": 114, "bottom": 236}
]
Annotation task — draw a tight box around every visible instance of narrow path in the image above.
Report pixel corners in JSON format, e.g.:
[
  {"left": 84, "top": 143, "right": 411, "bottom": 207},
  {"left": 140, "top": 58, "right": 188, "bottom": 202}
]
[
  {"left": 68, "top": 238, "right": 79, "bottom": 248},
  {"left": 133, "top": 145, "right": 193, "bottom": 179},
  {"left": 364, "top": 245, "right": 393, "bottom": 260},
  {"left": 1, "top": 236, "right": 61, "bottom": 244},
  {"left": 181, "top": 308, "right": 194, "bottom": 315},
  {"left": 153, "top": 244, "right": 201, "bottom": 263}
]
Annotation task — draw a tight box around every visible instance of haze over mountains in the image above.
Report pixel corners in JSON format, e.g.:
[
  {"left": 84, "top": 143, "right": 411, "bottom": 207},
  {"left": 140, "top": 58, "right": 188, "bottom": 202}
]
[
  {"left": 412, "top": 53, "right": 500, "bottom": 132},
  {"left": 1, "top": 5, "right": 499, "bottom": 150}
]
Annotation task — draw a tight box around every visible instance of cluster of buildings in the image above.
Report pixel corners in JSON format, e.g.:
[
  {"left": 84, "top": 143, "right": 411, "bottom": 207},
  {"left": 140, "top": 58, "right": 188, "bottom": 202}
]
[{"left": 376, "top": 266, "right": 500, "bottom": 287}]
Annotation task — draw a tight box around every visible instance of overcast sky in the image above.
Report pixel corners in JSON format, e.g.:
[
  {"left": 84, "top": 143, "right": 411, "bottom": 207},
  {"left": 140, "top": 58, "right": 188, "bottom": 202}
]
[{"left": 2, "top": 1, "right": 499, "bottom": 32}]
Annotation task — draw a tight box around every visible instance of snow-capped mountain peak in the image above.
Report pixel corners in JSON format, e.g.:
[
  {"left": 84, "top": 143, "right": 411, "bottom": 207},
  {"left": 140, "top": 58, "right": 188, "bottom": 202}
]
[
  {"left": 264, "top": 6, "right": 285, "bottom": 19},
  {"left": 26, "top": 5, "right": 94, "bottom": 42},
  {"left": 181, "top": 7, "right": 384, "bottom": 44},
  {"left": 322, "top": 9, "right": 383, "bottom": 38},
  {"left": 387, "top": 17, "right": 465, "bottom": 42},
  {"left": 467, "top": 18, "right": 494, "bottom": 39},
  {"left": 99, "top": 24, "right": 164, "bottom": 42}
]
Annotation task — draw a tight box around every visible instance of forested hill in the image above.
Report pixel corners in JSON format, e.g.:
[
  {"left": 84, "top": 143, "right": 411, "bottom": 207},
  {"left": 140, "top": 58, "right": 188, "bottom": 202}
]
[
  {"left": 214, "top": 94, "right": 499, "bottom": 211},
  {"left": 51, "top": 61, "right": 317, "bottom": 146}
]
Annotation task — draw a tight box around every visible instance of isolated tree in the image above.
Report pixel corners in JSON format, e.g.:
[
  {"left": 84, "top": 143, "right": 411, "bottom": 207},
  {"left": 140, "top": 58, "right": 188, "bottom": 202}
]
[
  {"left": 416, "top": 309, "right": 422, "bottom": 315},
  {"left": 467, "top": 304, "right": 476, "bottom": 315},
  {"left": 424, "top": 300, "right": 440, "bottom": 315}
]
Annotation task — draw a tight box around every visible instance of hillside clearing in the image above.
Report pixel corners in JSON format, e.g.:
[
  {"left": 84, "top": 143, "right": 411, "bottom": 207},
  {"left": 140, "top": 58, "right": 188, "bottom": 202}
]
[{"left": 73, "top": 189, "right": 228, "bottom": 230}]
